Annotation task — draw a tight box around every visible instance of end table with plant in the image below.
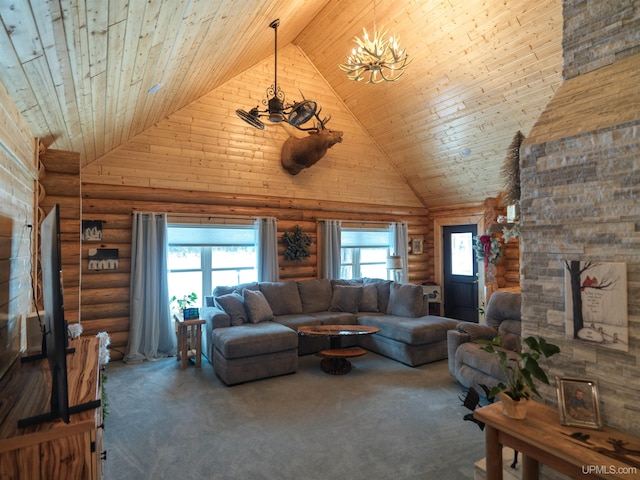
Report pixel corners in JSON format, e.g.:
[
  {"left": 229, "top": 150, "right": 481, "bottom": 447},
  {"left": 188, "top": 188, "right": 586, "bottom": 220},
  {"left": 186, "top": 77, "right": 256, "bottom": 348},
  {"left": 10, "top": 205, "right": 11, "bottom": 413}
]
[{"left": 170, "top": 292, "right": 199, "bottom": 318}]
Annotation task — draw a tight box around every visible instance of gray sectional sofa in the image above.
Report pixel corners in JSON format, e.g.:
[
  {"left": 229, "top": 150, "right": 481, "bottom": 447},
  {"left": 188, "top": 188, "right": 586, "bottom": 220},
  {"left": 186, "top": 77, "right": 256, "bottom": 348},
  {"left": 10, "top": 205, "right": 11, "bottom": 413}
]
[{"left": 201, "top": 278, "right": 460, "bottom": 385}]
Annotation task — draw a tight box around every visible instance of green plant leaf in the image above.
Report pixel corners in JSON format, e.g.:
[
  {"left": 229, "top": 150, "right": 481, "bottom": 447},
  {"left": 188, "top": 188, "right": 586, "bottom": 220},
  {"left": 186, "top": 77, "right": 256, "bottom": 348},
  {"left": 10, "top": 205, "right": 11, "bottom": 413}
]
[{"left": 538, "top": 337, "right": 561, "bottom": 358}]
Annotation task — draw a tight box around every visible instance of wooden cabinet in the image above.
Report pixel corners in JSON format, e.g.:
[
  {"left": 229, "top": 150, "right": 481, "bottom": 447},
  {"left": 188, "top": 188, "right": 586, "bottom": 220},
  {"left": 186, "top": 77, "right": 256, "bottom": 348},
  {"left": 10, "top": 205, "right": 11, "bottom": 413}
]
[{"left": 0, "top": 337, "right": 104, "bottom": 479}]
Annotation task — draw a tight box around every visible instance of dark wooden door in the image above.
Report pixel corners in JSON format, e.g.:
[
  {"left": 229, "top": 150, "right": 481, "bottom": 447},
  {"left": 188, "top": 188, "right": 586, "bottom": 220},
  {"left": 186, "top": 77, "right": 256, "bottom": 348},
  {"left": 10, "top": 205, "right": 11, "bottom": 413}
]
[{"left": 443, "top": 224, "right": 478, "bottom": 322}]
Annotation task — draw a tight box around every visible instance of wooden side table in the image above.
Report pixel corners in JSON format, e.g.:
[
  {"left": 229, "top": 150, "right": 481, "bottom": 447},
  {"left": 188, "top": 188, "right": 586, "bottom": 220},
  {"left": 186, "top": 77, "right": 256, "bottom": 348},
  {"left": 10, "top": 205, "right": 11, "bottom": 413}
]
[
  {"left": 174, "top": 316, "right": 206, "bottom": 369},
  {"left": 474, "top": 400, "right": 640, "bottom": 480}
]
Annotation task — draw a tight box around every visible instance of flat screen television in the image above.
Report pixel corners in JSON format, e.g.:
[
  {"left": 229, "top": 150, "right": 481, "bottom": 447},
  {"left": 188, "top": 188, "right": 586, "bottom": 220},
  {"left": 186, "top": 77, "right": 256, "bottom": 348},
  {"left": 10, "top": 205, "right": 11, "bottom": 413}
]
[{"left": 18, "top": 204, "right": 100, "bottom": 428}]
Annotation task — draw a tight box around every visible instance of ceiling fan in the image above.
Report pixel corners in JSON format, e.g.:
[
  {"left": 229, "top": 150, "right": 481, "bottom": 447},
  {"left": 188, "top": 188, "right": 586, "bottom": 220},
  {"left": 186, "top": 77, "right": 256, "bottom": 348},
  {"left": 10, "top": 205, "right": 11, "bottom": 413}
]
[{"left": 236, "top": 19, "right": 320, "bottom": 130}]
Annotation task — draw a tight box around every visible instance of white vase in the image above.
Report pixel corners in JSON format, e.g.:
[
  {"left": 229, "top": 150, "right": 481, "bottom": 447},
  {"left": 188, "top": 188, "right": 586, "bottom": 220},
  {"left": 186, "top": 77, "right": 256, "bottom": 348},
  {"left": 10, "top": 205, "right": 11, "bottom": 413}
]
[{"left": 498, "top": 392, "right": 528, "bottom": 419}]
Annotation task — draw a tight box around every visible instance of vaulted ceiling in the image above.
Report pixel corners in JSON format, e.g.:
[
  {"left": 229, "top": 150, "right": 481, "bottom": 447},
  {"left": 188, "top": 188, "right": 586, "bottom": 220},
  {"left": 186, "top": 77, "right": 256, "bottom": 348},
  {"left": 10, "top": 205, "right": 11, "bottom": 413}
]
[{"left": 0, "top": 0, "right": 562, "bottom": 208}]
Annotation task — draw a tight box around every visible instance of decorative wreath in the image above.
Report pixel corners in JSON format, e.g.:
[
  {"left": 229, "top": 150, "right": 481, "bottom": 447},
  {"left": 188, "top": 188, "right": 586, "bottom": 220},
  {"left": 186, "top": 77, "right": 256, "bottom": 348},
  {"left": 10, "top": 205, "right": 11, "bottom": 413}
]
[
  {"left": 282, "top": 225, "right": 312, "bottom": 261},
  {"left": 474, "top": 233, "right": 503, "bottom": 270}
]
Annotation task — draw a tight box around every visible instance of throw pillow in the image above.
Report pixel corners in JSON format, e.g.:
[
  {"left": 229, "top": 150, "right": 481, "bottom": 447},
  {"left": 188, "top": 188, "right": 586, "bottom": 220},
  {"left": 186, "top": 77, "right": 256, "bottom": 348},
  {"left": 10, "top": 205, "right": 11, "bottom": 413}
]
[
  {"left": 213, "top": 281, "right": 258, "bottom": 298},
  {"left": 215, "top": 291, "right": 247, "bottom": 326},
  {"left": 297, "top": 279, "right": 332, "bottom": 312},
  {"left": 259, "top": 281, "right": 303, "bottom": 316},
  {"left": 329, "top": 285, "right": 363, "bottom": 313},
  {"left": 386, "top": 282, "right": 423, "bottom": 317},
  {"left": 359, "top": 284, "right": 379, "bottom": 312},
  {"left": 243, "top": 289, "right": 274, "bottom": 323},
  {"left": 371, "top": 280, "right": 392, "bottom": 312}
]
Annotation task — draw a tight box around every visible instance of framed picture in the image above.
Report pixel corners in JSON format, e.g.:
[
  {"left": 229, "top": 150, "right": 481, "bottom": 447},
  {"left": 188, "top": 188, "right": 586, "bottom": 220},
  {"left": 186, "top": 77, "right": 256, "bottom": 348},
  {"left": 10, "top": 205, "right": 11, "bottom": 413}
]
[
  {"left": 88, "top": 248, "right": 119, "bottom": 270},
  {"left": 556, "top": 377, "right": 602, "bottom": 430},
  {"left": 82, "top": 220, "right": 103, "bottom": 242},
  {"left": 411, "top": 237, "right": 423, "bottom": 255}
]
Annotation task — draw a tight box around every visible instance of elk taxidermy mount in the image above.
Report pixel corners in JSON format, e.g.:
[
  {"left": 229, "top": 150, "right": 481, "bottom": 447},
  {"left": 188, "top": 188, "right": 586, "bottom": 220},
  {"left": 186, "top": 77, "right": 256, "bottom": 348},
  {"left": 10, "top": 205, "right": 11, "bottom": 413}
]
[{"left": 281, "top": 111, "right": 343, "bottom": 175}]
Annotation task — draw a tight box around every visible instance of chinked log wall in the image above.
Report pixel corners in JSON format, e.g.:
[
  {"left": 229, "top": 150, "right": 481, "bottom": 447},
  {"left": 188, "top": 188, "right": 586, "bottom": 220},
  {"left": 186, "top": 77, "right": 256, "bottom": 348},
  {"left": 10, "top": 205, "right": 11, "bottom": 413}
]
[{"left": 81, "top": 183, "right": 432, "bottom": 361}]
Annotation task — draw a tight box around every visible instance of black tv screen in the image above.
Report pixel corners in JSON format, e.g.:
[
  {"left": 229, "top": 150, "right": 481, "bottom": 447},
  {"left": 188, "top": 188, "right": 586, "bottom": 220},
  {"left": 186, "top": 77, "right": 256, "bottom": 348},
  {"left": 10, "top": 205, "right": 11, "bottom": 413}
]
[
  {"left": 18, "top": 205, "right": 100, "bottom": 429},
  {"left": 18, "top": 204, "right": 70, "bottom": 427}
]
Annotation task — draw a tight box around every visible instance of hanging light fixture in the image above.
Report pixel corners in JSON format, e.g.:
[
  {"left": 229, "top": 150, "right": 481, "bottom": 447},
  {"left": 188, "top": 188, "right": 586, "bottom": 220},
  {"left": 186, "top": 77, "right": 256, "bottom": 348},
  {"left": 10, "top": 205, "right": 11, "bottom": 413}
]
[
  {"left": 338, "top": 2, "right": 411, "bottom": 84},
  {"left": 236, "top": 19, "right": 319, "bottom": 130}
]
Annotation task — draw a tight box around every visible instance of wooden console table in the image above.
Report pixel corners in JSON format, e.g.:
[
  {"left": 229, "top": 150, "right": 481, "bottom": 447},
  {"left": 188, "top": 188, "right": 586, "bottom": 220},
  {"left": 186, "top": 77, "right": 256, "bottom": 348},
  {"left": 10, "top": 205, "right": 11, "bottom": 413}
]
[
  {"left": 474, "top": 401, "right": 640, "bottom": 480},
  {"left": 0, "top": 336, "right": 104, "bottom": 479}
]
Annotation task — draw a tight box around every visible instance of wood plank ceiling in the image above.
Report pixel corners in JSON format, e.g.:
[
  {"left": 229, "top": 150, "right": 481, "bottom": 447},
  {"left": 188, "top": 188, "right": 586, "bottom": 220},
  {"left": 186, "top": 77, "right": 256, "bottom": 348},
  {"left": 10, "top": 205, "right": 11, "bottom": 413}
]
[{"left": 0, "top": 0, "right": 562, "bottom": 208}]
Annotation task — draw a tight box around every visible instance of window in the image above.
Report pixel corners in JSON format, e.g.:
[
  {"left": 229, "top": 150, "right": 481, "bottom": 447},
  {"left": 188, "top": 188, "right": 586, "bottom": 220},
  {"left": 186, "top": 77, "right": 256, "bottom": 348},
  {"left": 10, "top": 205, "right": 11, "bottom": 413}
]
[
  {"left": 167, "top": 224, "right": 257, "bottom": 307},
  {"left": 450, "top": 232, "right": 474, "bottom": 276},
  {"left": 340, "top": 228, "right": 390, "bottom": 280}
]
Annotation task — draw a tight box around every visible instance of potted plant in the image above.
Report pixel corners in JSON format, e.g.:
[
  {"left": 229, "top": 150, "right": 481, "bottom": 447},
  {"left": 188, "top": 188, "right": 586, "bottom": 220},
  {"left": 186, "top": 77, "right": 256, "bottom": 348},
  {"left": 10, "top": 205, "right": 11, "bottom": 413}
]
[
  {"left": 478, "top": 335, "right": 560, "bottom": 419},
  {"left": 170, "top": 292, "right": 199, "bottom": 319}
]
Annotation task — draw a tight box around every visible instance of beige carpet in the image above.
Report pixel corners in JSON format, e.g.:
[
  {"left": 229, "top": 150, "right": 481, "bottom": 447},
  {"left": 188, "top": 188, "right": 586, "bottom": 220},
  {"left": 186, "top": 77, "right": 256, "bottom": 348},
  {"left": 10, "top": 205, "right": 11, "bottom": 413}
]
[{"left": 102, "top": 351, "right": 486, "bottom": 480}]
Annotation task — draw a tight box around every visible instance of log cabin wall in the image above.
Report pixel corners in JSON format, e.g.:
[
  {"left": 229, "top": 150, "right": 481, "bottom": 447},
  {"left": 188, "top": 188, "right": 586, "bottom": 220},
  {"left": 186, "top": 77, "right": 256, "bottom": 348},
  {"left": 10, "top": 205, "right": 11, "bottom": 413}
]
[
  {"left": 0, "top": 82, "right": 37, "bottom": 382},
  {"left": 79, "top": 44, "right": 432, "bottom": 359},
  {"left": 38, "top": 150, "right": 81, "bottom": 324},
  {"left": 81, "top": 184, "right": 430, "bottom": 360}
]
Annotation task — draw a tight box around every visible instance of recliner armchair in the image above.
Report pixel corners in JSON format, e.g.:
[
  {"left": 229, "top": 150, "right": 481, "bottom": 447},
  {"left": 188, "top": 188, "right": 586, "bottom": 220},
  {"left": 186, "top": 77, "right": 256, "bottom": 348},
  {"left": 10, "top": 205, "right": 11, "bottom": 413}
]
[{"left": 447, "top": 290, "right": 522, "bottom": 394}]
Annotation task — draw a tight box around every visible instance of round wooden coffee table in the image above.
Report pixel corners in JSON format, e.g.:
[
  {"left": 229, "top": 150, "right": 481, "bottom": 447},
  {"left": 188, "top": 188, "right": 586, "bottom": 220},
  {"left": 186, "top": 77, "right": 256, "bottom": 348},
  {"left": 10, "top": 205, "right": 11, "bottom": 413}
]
[{"left": 297, "top": 325, "right": 380, "bottom": 375}]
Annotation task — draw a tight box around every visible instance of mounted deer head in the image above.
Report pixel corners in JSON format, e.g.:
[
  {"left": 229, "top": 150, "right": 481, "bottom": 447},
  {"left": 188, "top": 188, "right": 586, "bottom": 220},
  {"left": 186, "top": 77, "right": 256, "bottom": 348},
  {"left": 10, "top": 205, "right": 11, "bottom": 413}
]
[{"left": 280, "top": 111, "right": 343, "bottom": 175}]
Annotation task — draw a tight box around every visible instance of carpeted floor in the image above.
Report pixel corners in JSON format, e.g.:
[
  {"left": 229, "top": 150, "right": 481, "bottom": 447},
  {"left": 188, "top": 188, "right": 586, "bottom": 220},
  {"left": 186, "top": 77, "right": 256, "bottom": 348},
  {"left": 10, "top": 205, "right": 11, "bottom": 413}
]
[{"left": 102, "top": 351, "right": 486, "bottom": 480}]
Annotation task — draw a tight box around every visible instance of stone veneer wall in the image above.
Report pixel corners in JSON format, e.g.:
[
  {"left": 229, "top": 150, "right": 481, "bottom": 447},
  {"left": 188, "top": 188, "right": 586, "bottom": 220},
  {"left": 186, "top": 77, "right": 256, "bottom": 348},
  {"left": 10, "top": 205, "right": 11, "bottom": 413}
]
[
  {"left": 520, "top": 1, "right": 640, "bottom": 436},
  {"left": 563, "top": 0, "right": 640, "bottom": 79}
]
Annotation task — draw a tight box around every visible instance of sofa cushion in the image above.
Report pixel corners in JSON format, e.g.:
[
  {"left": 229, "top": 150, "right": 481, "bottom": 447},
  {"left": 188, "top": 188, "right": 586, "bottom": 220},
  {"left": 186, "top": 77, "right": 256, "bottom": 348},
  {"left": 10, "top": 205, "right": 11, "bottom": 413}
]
[
  {"left": 215, "top": 291, "right": 247, "bottom": 326},
  {"left": 359, "top": 315, "right": 458, "bottom": 345},
  {"left": 310, "top": 311, "right": 358, "bottom": 325},
  {"left": 369, "top": 280, "right": 392, "bottom": 313},
  {"left": 243, "top": 289, "right": 274, "bottom": 323},
  {"left": 214, "top": 281, "right": 258, "bottom": 297},
  {"left": 331, "top": 278, "right": 363, "bottom": 287},
  {"left": 212, "top": 322, "right": 298, "bottom": 359},
  {"left": 259, "top": 281, "right": 303, "bottom": 316},
  {"left": 485, "top": 290, "right": 522, "bottom": 329},
  {"left": 359, "top": 284, "right": 379, "bottom": 312},
  {"left": 297, "top": 279, "right": 332, "bottom": 313},
  {"left": 456, "top": 322, "right": 498, "bottom": 341},
  {"left": 498, "top": 319, "right": 522, "bottom": 352},
  {"left": 387, "top": 282, "right": 423, "bottom": 317},
  {"left": 329, "top": 285, "right": 363, "bottom": 313},
  {"left": 455, "top": 342, "right": 518, "bottom": 380},
  {"left": 272, "top": 314, "right": 322, "bottom": 330}
]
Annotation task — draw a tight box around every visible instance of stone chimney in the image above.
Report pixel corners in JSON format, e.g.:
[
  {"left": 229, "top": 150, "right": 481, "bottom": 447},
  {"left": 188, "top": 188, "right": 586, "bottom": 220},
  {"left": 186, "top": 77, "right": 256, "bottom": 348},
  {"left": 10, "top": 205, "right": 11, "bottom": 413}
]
[{"left": 520, "top": 1, "right": 640, "bottom": 434}]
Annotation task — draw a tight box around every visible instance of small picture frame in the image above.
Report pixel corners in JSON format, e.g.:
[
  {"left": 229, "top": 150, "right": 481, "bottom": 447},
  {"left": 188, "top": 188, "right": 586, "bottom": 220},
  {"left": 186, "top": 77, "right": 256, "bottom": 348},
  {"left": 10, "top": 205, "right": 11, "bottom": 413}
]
[
  {"left": 183, "top": 308, "right": 200, "bottom": 320},
  {"left": 411, "top": 237, "right": 423, "bottom": 255},
  {"left": 556, "top": 377, "right": 602, "bottom": 430}
]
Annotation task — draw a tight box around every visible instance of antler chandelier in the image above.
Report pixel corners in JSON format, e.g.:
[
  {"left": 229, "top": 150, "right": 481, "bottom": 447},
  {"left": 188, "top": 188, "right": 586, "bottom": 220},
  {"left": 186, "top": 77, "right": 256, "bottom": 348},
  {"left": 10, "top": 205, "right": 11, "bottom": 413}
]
[
  {"left": 236, "top": 19, "right": 318, "bottom": 130},
  {"left": 338, "top": 4, "right": 411, "bottom": 84}
]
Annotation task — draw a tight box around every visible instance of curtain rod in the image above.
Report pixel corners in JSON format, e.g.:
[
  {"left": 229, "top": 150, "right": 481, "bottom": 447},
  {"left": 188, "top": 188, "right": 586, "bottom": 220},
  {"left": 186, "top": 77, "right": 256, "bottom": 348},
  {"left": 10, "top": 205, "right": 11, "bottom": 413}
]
[
  {"left": 167, "top": 214, "right": 257, "bottom": 226},
  {"left": 132, "top": 212, "right": 257, "bottom": 224},
  {"left": 320, "top": 219, "right": 393, "bottom": 228}
]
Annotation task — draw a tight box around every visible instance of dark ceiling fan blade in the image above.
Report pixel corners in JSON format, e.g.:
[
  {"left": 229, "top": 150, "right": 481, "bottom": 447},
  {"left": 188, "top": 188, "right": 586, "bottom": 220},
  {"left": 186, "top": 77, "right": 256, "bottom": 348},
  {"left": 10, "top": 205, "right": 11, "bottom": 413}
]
[
  {"left": 288, "top": 100, "right": 317, "bottom": 127},
  {"left": 236, "top": 109, "right": 265, "bottom": 129}
]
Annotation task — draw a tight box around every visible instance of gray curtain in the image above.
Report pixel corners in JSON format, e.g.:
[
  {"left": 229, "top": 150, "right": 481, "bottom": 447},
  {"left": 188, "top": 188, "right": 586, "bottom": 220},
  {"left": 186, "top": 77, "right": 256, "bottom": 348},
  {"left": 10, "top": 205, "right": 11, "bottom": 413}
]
[
  {"left": 321, "top": 220, "right": 341, "bottom": 279},
  {"left": 125, "top": 213, "right": 176, "bottom": 363},
  {"left": 390, "top": 222, "right": 409, "bottom": 283},
  {"left": 255, "top": 217, "right": 279, "bottom": 282}
]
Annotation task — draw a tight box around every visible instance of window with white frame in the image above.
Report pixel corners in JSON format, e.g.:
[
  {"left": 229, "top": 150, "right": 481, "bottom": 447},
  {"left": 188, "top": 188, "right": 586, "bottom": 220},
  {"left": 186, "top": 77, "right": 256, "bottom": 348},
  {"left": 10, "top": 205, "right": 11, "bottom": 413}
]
[
  {"left": 167, "top": 224, "right": 257, "bottom": 307},
  {"left": 340, "top": 228, "right": 391, "bottom": 280}
]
